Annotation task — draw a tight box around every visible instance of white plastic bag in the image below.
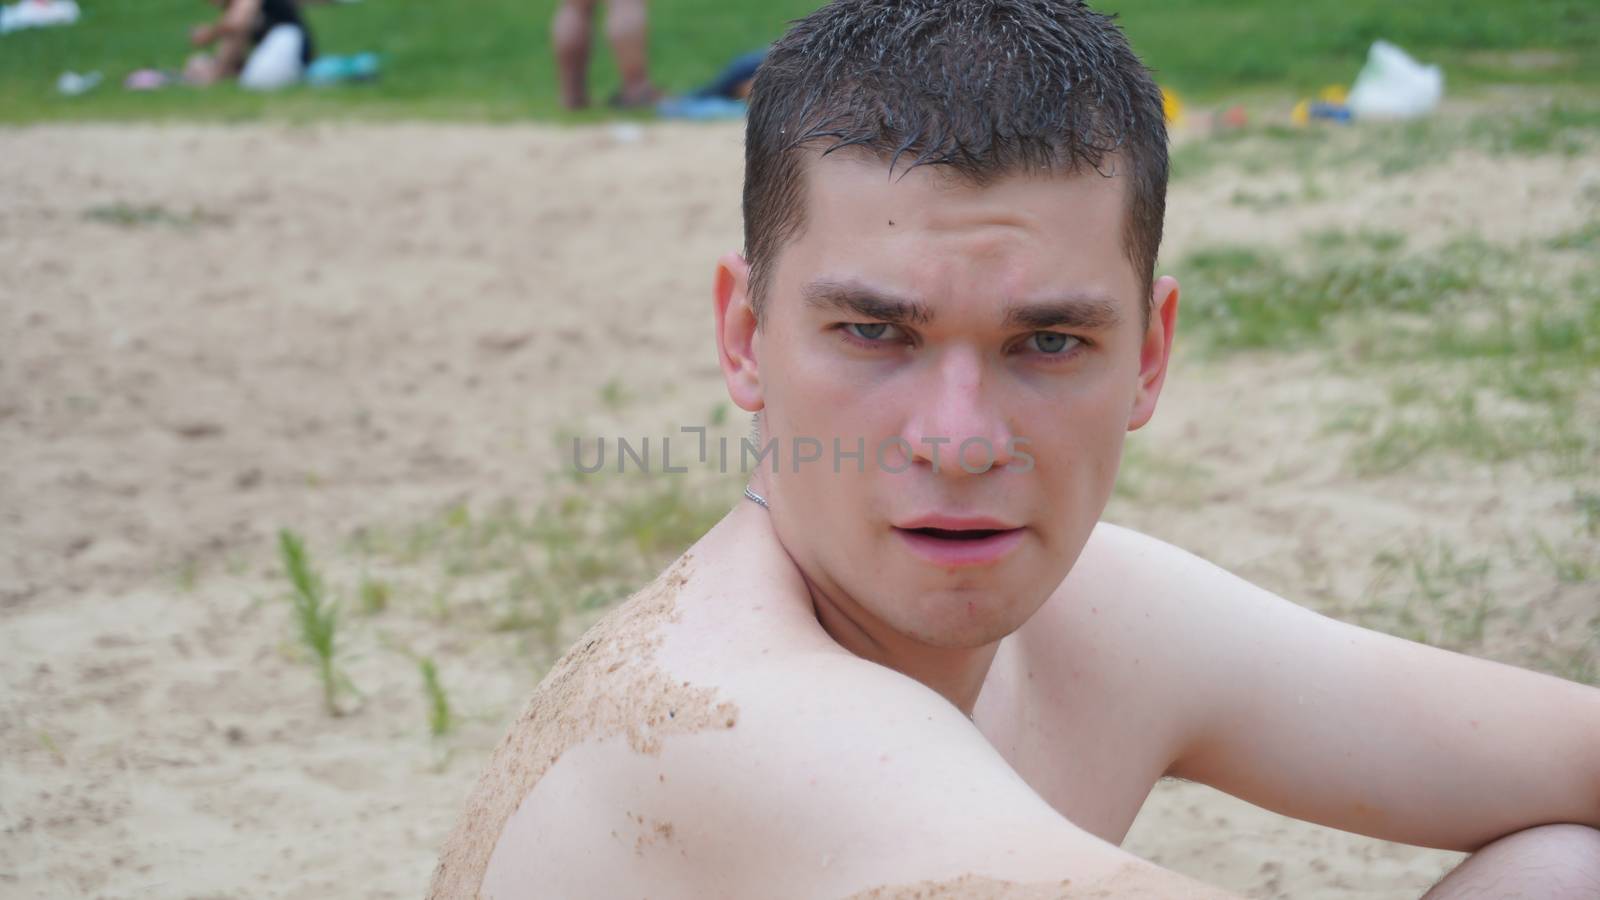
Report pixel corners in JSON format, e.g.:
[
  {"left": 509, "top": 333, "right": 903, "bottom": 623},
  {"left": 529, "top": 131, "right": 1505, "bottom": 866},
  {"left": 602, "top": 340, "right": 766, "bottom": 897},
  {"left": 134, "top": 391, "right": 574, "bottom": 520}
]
[
  {"left": 239, "top": 24, "right": 306, "bottom": 91},
  {"left": 1347, "top": 40, "right": 1443, "bottom": 120},
  {"left": 0, "top": 0, "right": 80, "bottom": 34}
]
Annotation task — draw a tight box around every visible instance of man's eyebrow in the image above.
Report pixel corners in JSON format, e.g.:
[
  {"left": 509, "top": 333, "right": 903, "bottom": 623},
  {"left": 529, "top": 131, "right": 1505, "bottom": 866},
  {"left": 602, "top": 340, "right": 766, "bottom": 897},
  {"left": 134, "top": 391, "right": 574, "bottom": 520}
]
[
  {"left": 1002, "top": 295, "right": 1123, "bottom": 331},
  {"left": 801, "top": 280, "right": 934, "bottom": 325},
  {"left": 801, "top": 281, "right": 1125, "bottom": 331}
]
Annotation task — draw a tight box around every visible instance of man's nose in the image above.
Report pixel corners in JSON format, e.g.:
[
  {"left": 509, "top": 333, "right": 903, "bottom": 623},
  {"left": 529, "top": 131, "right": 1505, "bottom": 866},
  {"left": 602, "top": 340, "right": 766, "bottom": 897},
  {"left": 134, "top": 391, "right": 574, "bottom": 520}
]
[{"left": 900, "top": 347, "right": 1015, "bottom": 475}]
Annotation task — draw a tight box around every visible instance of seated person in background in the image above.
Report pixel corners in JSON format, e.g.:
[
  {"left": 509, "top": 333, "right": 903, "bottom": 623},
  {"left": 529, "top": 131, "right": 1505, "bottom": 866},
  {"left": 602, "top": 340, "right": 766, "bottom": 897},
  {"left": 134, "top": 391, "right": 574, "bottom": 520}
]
[
  {"left": 656, "top": 49, "right": 766, "bottom": 121},
  {"left": 431, "top": 1, "right": 1600, "bottom": 897},
  {"left": 690, "top": 49, "right": 766, "bottom": 102},
  {"left": 552, "top": 0, "right": 661, "bottom": 110},
  {"left": 187, "top": 0, "right": 315, "bottom": 89}
]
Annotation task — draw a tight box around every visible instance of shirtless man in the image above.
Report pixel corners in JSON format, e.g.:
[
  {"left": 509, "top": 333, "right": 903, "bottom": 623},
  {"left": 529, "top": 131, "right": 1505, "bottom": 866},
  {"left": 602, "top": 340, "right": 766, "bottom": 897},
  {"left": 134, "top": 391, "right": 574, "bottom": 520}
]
[{"left": 431, "top": 2, "right": 1600, "bottom": 897}]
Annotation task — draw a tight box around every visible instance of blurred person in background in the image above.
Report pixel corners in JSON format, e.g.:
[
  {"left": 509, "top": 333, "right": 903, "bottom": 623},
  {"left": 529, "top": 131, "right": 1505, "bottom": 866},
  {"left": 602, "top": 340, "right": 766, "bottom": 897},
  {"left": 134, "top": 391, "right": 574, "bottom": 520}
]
[
  {"left": 187, "top": 0, "right": 316, "bottom": 89},
  {"left": 552, "top": 0, "right": 661, "bottom": 109}
]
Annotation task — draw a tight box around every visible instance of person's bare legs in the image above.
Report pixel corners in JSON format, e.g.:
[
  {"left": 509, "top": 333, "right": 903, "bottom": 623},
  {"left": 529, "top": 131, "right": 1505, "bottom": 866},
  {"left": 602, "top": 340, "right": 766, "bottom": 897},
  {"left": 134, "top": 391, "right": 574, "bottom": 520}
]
[
  {"left": 552, "top": 0, "right": 598, "bottom": 109},
  {"left": 213, "top": 29, "right": 251, "bottom": 79},
  {"left": 1422, "top": 824, "right": 1600, "bottom": 898},
  {"left": 605, "top": 0, "right": 660, "bottom": 107}
]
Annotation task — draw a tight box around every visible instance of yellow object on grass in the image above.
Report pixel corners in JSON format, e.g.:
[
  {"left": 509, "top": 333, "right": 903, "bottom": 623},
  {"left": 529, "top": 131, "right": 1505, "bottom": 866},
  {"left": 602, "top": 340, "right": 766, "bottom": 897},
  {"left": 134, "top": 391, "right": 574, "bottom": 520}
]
[
  {"left": 1319, "top": 83, "right": 1349, "bottom": 104},
  {"left": 1292, "top": 98, "right": 1311, "bottom": 126},
  {"left": 1161, "top": 86, "right": 1183, "bottom": 125}
]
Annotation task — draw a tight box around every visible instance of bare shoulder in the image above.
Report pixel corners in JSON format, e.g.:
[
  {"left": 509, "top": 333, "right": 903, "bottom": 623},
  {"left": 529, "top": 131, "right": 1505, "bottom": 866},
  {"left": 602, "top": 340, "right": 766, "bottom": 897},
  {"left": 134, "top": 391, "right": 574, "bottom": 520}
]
[
  {"left": 1021, "top": 521, "right": 1381, "bottom": 785},
  {"left": 657, "top": 641, "right": 1244, "bottom": 898},
  {"left": 433, "top": 515, "right": 1242, "bottom": 899},
  {"left": 1058, "top": 520, "right": 1221, "bottom": 591},
  {"left": 431, "top": 511, "right": 827, "bottom": 899},
  {"left": 1010, "top": 522, "right": 1314, "bottom": 781},
  {"left": 506, "top": 618, "right": 1235, "bottom": 898},
  {"left": 427, "top": 551, "right": 733, "bottom": 899},
  {"left": 1025, "top": 520, "right": 1293, "bottom": 650},
  {"left": 1016, "top": 522, "right": 1226, "bottom": 683}
]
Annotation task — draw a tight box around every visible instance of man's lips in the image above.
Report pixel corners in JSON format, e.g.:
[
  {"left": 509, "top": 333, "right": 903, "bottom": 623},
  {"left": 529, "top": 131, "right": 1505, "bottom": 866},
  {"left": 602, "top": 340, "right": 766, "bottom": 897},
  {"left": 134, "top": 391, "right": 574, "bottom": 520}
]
[
  {"left": 892, "top": 515, "right": 1026, "bottom": 568},
  {"left": 894, "top": 514, "right": 1021, "bottom": 532}
]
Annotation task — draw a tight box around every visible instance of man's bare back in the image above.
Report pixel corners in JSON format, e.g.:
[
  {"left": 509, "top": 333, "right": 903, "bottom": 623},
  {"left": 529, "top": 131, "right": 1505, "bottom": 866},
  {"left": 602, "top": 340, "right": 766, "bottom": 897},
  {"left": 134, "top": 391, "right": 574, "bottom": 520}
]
[{"left": 430, "top": 505, "right": 1241, "bottom": 898}]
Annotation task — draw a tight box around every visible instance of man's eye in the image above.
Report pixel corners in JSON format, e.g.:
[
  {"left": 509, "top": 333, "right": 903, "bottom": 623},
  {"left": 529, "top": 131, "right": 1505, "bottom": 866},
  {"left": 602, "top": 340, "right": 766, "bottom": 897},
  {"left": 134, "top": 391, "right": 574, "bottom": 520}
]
[
  {"left": 844, "top": 322, "right": 900, "bottom": 342},
  {"left": 1027, "top": 332, "right": 1081, "bottom": 354}
]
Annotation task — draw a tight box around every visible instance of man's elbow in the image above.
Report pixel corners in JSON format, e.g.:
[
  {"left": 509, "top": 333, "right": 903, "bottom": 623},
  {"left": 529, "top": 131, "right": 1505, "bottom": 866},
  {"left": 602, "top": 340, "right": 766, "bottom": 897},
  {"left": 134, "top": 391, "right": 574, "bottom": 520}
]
[{"left": 1447, "top": 824, "right": 1600, "bottom": 896}]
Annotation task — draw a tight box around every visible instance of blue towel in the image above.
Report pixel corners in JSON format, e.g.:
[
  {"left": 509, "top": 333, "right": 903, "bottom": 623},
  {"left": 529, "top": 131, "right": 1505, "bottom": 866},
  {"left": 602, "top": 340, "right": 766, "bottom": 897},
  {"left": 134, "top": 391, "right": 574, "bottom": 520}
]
[{"left": 305, "top": 52, "right": 380, "bottom": 86}]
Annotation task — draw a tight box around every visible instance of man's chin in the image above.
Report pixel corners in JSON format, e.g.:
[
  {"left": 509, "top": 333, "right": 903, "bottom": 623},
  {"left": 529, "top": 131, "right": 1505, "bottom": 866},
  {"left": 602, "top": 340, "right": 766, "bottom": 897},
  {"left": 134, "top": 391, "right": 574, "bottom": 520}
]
[{"left": 877, "top": 583, "right": 1045, "bottom": 649}]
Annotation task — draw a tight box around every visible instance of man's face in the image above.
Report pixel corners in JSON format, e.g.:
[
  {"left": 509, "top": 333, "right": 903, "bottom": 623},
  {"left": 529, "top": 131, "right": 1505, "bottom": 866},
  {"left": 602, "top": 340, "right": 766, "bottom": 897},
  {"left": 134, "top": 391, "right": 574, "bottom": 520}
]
[{"left": 718, "top": 151, "right": 1177, "bottom": 649}]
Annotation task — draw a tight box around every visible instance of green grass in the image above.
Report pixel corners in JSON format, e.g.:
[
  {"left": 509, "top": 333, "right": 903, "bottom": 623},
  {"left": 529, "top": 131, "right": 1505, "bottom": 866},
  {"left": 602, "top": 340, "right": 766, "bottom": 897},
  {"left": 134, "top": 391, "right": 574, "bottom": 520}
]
[
  {"left": 1111, "top": 435, "right": 1212, "bottom": 506},
  {"left": 1170, "top": 99, "right": 1600, "bottom": 184},
  {"left": 1345, "top": 390, "right": 1587, "bottom": 476},
  {"left": 1548, "top": 641, "right": 1599, "bottom": 686},
  {"left": 278, "top": 528, "right": 350, "bottom": 715},
  {"left": 501, "top": 477, "right": 729, "bottom": 654},
  {"left": 0, "top": 0, "right": 817, "bottom": 122},
  {"left": 1102, "top": 0, "right": 1600, "bottom": 100},
  {"left": 1176, "top": 230, "right": 1600, "bottom": 477},
  {"left": 2, "top": 0, "right": 1595, "bottom": 123},
  {"left": 1173, "top": 237, "right": 1480, "bottom": 353},
  {"left": 1532, "top": 531, "right": 1597, "bottom": 584},
  {"left": 1179, "top": 232, "right": 1600, "bottom": 367},
  {"left": 351, "top": 474, "right": 734, "bottom": 662},
  {"left": 417, "top": 656, "right": 454, "bottom": 738},
  {"left": 1548, "top": 615, "right": 1600, "bottom": 685},
  {"left": 599, "top": 379, "right": 631, "bottom": 412},
  {"left": 1379, "top": 101, "right": 1600, "bottom": 174},
  {"left": 175, "top": 558, "right": 200, "bottom": 592},
  {"left": 1359, "top": 538, "right": 1496, "bottom": 651},
  {"left": 1548, "top": 221, "right": 1600, "bottom": 252},
  {"left": 84, "top": 201, "right": 230, "bottom": 230},
  {"left": 1304, "top": 227, "right": 1407, "bottom": 256},
  {"left": 37, "top": 730, "right": 65, "bottom": 763},
  {"left": 1576, "top": 491, "right": 1600, "bottom": 538},
  {"left": 359, "top": 575, "right": 390, "bottom": 614}
]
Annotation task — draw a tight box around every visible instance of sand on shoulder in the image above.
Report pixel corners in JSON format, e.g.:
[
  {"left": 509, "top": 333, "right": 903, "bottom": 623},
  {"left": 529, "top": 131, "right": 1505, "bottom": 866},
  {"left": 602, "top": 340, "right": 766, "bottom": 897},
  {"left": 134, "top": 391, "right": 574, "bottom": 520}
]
[{"left": 428, "top": 554, "right": 740, "bottom": 898}]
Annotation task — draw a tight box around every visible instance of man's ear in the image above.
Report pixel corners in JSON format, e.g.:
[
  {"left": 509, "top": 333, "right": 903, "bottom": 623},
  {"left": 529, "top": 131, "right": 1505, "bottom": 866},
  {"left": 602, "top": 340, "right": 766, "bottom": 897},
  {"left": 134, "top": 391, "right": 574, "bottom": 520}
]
[
  {"left": 714, "top": 251, "right": 764, "bottom": 413},
  {"left": 1128, "top": 274, "right": 1179, "bottom": 431}
]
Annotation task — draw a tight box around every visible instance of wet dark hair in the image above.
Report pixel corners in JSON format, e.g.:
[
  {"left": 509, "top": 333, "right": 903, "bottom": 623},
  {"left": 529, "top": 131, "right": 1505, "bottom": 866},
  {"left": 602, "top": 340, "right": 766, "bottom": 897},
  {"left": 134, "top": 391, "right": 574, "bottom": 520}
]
[{"left": 742, "top": 0, "right": 1168, "bottom": 321}]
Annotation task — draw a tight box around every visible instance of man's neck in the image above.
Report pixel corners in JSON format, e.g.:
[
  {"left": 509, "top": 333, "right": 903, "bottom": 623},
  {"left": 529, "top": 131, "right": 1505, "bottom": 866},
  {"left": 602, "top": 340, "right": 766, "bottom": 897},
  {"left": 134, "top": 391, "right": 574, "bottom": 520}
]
[
  {"left": 737, "top": 483, "right": 1004, "bottom": 717},
  {"left": 801, "top": 570, "right": 1002, "bottom": 718}
]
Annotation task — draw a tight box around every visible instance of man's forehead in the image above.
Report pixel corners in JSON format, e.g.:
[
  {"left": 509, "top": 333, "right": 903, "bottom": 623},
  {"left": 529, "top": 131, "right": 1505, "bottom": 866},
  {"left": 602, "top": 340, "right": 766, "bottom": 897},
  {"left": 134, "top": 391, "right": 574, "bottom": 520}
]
[
  {"left": 777, "top": 147, "right": 1141, "bottom": 308},
  {"left": 796, "top": 142, "right": 1133, "bottom": 205},
  {"left": 789, "top": 145, "right": 1135, "bottom": 269}
]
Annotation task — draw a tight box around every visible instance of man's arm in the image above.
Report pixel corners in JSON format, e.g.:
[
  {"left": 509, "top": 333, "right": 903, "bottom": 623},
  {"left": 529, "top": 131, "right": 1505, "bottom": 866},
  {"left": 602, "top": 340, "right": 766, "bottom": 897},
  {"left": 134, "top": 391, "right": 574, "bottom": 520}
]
[{"left": 1093, "top": 524, "right": 1600, "bottom": 852}]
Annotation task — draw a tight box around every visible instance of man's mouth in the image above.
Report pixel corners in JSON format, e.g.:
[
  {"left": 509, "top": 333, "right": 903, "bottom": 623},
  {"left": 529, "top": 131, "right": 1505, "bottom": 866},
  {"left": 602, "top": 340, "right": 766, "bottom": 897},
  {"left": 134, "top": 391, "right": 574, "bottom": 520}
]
[
  {"left": 903, "top": 527, "right": 1008, "bottom": 542},
  {"left": 892, "top": 517, "right": 1026, "bottom": 568}
]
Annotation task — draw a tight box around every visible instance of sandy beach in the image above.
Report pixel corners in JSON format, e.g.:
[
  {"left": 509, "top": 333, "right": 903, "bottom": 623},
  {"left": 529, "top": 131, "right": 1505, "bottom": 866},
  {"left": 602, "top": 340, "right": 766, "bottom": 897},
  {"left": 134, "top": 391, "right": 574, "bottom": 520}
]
[{"left": 2, "top": 112, "right": 1596, "bottom": 898}]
